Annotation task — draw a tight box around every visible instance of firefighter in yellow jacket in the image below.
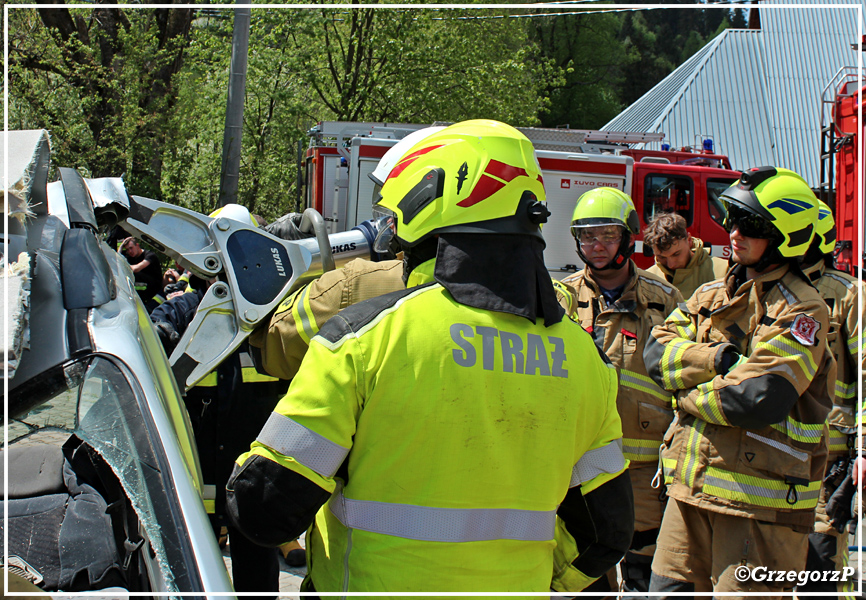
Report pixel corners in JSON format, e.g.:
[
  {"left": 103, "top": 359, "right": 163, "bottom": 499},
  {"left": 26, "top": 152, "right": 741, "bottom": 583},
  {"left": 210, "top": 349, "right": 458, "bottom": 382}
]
[
  {"left": 797, "top": 201, "right": 865, "bottom": 596},
  {"left": 559, "top": 188, "right": 683, "bottom": 593},
  {"left": 227, "top": 120, "right": 634, "bottom": 594},
  {"left": 643, "top": 211, "right": 729, "bottom": 299},
  {"left": 644, "top": 166, "right": 836, "bottom": 595}
]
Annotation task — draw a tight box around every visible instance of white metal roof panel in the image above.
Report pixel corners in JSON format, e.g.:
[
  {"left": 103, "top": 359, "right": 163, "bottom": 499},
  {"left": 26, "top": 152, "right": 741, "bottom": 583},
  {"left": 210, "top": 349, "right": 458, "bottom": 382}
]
[{"left": 603, "top": 0, "right": 863, "bottom": 187}]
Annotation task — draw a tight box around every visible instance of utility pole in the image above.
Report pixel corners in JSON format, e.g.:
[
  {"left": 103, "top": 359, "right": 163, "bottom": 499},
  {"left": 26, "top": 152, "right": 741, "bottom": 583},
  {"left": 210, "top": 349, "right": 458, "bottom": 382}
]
[{"left": 218, "top": 4, "right": 251, "bottom": 207}]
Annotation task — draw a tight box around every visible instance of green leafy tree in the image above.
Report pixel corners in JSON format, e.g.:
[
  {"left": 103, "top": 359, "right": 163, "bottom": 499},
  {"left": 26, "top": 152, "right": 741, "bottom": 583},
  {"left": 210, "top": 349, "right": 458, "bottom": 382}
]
[
  {"left": 528, "top": 10, "right": 632, "bottom": 129},
  {"left": 8, "top": 4, "right": 193, "bottom": 198}
]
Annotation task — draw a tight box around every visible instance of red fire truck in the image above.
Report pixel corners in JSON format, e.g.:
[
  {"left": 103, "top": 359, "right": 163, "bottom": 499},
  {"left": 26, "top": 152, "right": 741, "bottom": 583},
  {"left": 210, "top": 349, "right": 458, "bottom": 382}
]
[
  {"left": 301, "top": 122, "right": 740, "bottom": 273},
  {"left": 820, "top": 66, "right": 864, "bottom": 277}
]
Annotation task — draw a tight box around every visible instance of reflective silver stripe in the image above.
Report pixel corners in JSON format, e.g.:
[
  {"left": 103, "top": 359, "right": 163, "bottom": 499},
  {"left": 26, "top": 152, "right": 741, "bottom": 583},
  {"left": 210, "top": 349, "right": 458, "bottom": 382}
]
[
  {"left": 569, "top": 439, "right": 626, "bottom": 487},
  {"left": 778, "top": 282, "right": 798, "bottom": 306},
  {"left": 770, "top": 418, "right": 824, "bottom": 443},
  {"left": 836, "top": 380, "right": 857, "bottom": 399},
  {"left": 257, "top": 412, "right": 349, "bottom": 478},
  {"left": 825, "top": 272, "right": 855, "bottom": 290},
  {"left": 700, "top": 281, "right": 725, "bottom": 292},
  {"left": 761, "top": 337, "right": 817, "bottom": 378},
  {"left": 638, "top": 275, "right": 674, "bottom": 296},
  {"left": 238, "top": 351, "right": 255, "bottom": 369},
  {"left": 328, "top": 490, "right": 556, "bottom": 542},
  {"left": 620, "top": 370, "right": 671, "bottom": 402},
  {"left": 295, "top": 287, "right": 317, "bottom": 341},
  {"left": 622, "top": 442, "right": 661, "bottom": 460},
  {"left": 745, "top": 431, "right": 808, "bottom": 462}
]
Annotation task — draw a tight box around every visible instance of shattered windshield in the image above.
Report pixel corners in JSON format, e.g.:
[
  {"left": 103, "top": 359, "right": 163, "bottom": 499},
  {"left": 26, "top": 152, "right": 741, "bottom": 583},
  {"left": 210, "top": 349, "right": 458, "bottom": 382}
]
[{"left": 8, "top": 355, "right": 187, "bottom": 593}]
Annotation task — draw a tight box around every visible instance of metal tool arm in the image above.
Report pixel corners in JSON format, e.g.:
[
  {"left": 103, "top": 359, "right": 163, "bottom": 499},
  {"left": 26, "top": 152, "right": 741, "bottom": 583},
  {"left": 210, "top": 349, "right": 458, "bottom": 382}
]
[{"left": 122, "top": 196, "right": 368, "bottom": 391}]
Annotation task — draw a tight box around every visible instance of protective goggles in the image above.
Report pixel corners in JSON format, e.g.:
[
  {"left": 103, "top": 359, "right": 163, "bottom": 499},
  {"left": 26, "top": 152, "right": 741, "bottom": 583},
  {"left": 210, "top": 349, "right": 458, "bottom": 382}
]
[
  {"left": 722, "top": 203, "right": 780, "bottom": 239},
  {"left": 570, "top": 225, "right": 624, "bottom": 247},
  {"left": 372, "top": 206, "right": 397, "bottom": 254}
]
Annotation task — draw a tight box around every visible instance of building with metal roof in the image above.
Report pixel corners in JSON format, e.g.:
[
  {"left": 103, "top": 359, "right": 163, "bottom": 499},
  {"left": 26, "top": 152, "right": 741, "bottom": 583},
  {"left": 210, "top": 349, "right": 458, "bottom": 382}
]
[{"left": 602, "top": 0, "right": 862, "bottom": 187}]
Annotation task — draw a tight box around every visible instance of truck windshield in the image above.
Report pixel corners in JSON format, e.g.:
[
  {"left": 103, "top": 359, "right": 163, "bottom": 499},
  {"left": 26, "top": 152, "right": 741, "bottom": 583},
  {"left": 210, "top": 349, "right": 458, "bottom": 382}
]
[
  {"left": 707, "top": 178, "right": 738, "bottom": 227},
  {"left": 644, "top": 173, "right": 694, "bottom": 225}
]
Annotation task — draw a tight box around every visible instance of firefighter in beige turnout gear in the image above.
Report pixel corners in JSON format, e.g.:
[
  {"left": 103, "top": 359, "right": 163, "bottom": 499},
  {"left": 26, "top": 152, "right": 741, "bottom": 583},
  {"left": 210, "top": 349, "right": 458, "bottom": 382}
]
[
  {"left": 644, "top": 166, "right": 836, "bottom": 596},
  {"left": 797, "top": 201, "right": 865, "bottom": 596},
  {"left": 643, "top": 212, "right": 729, "bottom": 300},
  {"left": 560, "top": 188, "right": 683, "bottom": 593}
]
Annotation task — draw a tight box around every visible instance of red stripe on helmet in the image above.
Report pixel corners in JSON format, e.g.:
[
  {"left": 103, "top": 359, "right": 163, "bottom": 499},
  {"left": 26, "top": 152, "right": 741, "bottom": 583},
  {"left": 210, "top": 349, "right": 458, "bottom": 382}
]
[
  {"left": 457, "top": 174, "right": 505, "bottom": 207},
  {"left": 386, "top": 144, "right": 445, "bottom": 181},
  {"left": 485, "top": 159, "right": 528, "bottom": 182}
]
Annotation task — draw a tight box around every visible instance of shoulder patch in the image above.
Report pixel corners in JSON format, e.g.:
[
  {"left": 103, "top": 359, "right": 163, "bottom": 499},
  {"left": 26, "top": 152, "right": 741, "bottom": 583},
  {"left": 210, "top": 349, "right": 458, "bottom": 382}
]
[
  {"left": 317, "top": 282, "right": 439, "bottom": 344},
  {"left": 790, "top": 313, "right": 821, "bottom": 346}
]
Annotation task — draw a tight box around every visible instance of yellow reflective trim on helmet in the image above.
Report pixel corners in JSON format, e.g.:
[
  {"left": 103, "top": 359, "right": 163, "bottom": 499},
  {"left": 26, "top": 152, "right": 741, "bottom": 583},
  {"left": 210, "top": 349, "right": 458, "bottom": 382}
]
[{"left": 376, "top": 120, "right": 546, "bottom": 247}]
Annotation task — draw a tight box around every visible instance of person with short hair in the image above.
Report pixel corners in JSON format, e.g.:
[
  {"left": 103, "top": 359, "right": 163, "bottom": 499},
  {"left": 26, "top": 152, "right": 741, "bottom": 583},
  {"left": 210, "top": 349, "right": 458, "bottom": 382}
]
[
  {"left": 119, "top": 237, "right": 164, "bottom": 312},
  {"left": 560, "top": 188, "right": 684, "bottom": 594},
  {"left": 643, "top": 212, "right": 728, "bottom": 299}
]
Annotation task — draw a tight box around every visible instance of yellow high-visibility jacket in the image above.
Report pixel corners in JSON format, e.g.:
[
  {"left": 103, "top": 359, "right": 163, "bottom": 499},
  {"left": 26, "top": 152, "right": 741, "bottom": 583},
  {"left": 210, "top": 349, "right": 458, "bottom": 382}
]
[
  {"left": 644, "top": 263, "right": 836, "bottom": 532},
  {"left": 230, "top": 260, "right": 631, "bottom": 595}
]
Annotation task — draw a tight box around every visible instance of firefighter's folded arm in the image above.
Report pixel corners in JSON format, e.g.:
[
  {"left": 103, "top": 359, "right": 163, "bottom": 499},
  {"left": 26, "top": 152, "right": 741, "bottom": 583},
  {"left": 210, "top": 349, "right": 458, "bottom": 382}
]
[
  {"left": 644, "top": 326, "right": 733, "bottom": 392},
  {"left": 551, "top": 470, "right": 634, "bottom": 592},
  {"left": 673, "top": 319, "right": 828, "bottom": 428}
]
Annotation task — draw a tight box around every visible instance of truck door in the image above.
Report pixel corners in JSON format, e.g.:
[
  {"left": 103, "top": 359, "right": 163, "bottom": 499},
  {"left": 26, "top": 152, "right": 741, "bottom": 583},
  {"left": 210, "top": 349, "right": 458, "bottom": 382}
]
[{"left": 632, "top": 167, "right": 696, "bottom": 269}]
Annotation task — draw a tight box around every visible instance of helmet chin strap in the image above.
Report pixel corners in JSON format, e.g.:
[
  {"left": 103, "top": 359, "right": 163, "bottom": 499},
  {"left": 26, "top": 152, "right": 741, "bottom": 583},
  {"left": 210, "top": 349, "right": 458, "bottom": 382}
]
[{"left": 577, "top": 233, "right": 634, "bottom": 271}]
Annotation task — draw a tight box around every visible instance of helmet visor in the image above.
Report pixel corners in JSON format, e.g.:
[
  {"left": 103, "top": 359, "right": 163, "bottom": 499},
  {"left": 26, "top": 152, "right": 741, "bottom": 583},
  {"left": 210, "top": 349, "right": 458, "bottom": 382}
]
[
  {"left": 723, "top": 203, "right": 780, "bottom": 239},
  {"left": 372, "top": 206, "right": 397, "bottom": 254}
]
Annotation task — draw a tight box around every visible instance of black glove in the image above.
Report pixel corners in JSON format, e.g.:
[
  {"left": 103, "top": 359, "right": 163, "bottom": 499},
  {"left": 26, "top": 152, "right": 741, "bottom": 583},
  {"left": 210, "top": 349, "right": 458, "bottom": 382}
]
[
  {"left": 152, "top": 320, "right": 181, "bottom": 355},
  {"left": 823, "top": 456, "right": 850, "bottom": 496},
  {"left": 826, "top": 467, "right": 857, "bottom": 533},
  {"left": 264, "top": 213, "right": 314, "bottom": 241},
  {"left": 715, "top": 346, "right": 747, "bottom": 375},
  {"left": 163, "top": 281, "right": 188, "bottom": 296}
]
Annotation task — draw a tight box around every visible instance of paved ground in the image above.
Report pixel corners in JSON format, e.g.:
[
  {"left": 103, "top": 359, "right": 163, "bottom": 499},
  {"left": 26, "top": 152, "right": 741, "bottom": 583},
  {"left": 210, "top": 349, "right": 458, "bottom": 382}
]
[{"left": 222, "top": 536, "right": 307, "bottom": 599}]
